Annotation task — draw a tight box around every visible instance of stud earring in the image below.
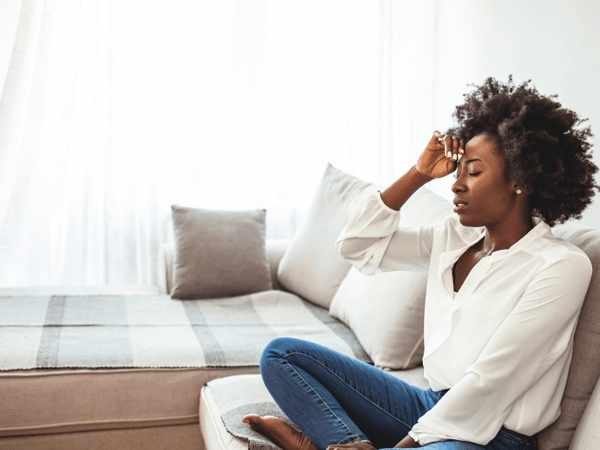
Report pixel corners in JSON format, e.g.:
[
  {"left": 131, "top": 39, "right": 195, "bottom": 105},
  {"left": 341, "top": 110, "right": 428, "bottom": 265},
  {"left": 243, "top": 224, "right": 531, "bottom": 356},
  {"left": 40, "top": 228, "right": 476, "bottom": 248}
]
[{"left": 516, "top": 189, "right": 522, "bottom": 195}]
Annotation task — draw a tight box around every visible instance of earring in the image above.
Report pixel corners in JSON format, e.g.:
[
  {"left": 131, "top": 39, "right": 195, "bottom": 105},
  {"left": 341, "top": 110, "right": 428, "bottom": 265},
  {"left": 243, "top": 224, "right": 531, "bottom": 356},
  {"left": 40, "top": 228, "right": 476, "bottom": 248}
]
[{"left": 516, "top": 189, "right": 522, "bottom": 195}]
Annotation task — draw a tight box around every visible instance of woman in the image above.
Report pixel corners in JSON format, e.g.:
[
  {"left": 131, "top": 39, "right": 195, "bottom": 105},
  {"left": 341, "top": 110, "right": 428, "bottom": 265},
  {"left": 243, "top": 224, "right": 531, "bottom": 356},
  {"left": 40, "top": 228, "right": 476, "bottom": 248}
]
[{"left": 242, "top": 77, "right": 598, "bottom": 449}]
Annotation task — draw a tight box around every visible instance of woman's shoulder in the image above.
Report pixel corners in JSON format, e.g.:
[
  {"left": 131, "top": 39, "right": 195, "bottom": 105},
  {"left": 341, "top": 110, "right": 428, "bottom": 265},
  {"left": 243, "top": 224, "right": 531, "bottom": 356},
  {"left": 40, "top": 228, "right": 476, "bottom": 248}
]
[{"left": 535, "top": 223, "right": 592, "bottom": 272}]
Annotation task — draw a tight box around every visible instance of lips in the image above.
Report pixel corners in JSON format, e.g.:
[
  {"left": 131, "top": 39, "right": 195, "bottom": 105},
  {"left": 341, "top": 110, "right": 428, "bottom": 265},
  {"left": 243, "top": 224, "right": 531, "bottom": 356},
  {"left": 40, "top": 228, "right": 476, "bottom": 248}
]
[{"left": 453, "top": 198, "right": 469, "bottom": 213}]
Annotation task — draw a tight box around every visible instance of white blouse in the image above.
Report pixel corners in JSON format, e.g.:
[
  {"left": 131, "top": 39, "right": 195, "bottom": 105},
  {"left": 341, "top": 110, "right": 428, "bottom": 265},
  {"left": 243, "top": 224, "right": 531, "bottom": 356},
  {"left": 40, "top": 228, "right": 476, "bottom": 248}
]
[{"left": 335, "top": 191, "right": 593, "bottom": 446}]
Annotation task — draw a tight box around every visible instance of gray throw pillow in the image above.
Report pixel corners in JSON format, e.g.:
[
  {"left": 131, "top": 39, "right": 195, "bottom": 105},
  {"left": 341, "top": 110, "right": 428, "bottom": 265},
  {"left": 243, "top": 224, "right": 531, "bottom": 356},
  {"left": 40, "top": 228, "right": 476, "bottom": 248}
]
[{"left": 170, "top": 206, "right": 273, "bottom": 299}]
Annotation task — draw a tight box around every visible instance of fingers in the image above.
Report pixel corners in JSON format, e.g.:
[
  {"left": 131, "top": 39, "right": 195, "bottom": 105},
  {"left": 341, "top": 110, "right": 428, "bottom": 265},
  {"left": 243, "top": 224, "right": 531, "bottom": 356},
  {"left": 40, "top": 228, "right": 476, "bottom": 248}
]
[
  {"left": 430, "top": 131, "right": 445, "bottom": 146},
  {"left": 326, "top": 444, "right": 375, "bottom": 450},
  {"left": 443, "top": 135, "right": 464, "bottom": 160},
  {"left": 444, "top": 135, "right": 454, "bottom": 159}
]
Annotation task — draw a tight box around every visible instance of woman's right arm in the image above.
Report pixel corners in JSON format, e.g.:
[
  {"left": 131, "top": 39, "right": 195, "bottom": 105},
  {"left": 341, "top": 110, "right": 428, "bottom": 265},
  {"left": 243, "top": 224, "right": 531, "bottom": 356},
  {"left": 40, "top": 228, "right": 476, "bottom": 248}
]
[
  {"left": 335, "top": 132, "right": 463, "bottom": 275},
  {"left": 381, "top": 131, "right": 463, "bottom": 210}
]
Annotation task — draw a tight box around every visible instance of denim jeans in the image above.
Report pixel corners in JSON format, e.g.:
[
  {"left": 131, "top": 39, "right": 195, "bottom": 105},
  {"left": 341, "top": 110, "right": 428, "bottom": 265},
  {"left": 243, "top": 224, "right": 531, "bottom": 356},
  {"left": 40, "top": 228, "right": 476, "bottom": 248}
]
[{"left": 260, "top": 337, "right": 537, "bottom": 450}]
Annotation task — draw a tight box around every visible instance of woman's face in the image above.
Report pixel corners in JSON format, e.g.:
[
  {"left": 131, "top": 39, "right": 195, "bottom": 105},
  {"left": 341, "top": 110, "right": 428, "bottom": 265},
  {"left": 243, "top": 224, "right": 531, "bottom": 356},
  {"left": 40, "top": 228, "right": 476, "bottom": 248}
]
[{"left": 451, "top": 133, "right": 517, "bottom": 228}]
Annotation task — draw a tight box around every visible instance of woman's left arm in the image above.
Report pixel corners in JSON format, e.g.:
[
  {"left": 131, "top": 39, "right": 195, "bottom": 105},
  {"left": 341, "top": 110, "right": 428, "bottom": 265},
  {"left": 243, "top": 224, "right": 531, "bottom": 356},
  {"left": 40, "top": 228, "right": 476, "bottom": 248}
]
[{"left": 410, "top": 252, "right": 593, "bottom": 446}]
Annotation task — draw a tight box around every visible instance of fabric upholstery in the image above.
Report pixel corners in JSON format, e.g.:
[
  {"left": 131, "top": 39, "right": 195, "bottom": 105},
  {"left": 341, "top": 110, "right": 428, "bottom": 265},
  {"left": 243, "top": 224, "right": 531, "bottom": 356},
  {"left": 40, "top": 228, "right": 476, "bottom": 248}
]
[
  {"left": 0, "top": 366, "right": 259, "bottom": 439},
  {"left": 277, "top": 163, "right": 375, "bottom": 308},
  {"left": 201, "top": 383, "right": 249, "bottom": 450},
  {"left": 0, "top": 291, "right": 368, "bottom": 370},
  {"left": 330, "top": 267, "right": 427, "bottom": 369},
  {"left": 158, "top": 242, "right": 174, "bottom": 295},
  {"left": 171, "top": 206, "right": 272, "bottom": 299},
  {"left": 159, "top": 239, "right": 292, "bottom": 296},
  {"left": 264, "top": 239, "right": 291, "bottom": 291},
  {"left": 0, "top": 423, "right": 204, "bottom": 450},
  {"left": 569, "top": 373, "right": 600, "bottom": 450},
  {"left": 538, "top": 223, "right": 600, "bottom": 450}
]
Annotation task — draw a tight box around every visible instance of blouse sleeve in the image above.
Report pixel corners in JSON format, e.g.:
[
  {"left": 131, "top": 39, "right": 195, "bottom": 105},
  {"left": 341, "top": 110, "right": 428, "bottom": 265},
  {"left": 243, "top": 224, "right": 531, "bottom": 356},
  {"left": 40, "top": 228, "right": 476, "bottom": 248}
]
[
  {"left": 335, "top": 190, "right": 437, "bottom": 275},
  {"left": 408, "top": 252, "right": 593, "bottom": 446}
]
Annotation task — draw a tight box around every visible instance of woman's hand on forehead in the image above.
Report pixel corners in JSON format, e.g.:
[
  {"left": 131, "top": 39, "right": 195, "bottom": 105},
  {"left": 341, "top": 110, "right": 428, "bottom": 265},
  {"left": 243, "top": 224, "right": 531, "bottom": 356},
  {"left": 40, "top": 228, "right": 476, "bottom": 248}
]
[
  {"left": 438, "top": 134, "right": 465, "bottom": 159},
  {"left": 415, "top": 131, "right": 465, "bottom": 180}
]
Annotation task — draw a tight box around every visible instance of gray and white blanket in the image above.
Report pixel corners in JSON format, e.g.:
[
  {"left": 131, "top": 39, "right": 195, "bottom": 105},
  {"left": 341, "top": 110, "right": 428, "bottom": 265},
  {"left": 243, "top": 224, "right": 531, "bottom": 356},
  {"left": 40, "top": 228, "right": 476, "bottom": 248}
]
[
  {"left": 209, "top": 374, "right": 298, "bottom": 450},
  {"left": 0, "top": 290, "right": 370, "bottom": 370}
]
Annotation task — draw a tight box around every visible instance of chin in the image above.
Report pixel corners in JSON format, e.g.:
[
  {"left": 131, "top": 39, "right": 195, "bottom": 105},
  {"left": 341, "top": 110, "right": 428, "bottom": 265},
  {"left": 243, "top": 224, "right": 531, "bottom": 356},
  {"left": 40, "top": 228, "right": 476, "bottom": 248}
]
[{"left": 456, "top": 213, "right": 482, "bottom": 228}]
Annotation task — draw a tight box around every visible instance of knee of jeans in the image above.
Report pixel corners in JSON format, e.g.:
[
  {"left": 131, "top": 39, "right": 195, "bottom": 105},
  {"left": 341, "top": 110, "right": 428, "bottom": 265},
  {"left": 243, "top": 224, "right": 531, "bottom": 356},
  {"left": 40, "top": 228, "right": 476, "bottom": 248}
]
[{"left": 259, "top": 337, "right": 302, "bottom": 373}]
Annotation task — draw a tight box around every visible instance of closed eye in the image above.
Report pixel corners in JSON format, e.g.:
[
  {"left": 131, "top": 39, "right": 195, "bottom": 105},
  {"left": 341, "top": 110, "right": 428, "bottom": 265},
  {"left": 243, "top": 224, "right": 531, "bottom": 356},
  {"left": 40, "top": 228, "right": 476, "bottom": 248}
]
[{"left": 469, "top": 172, "right": 481, "bottom": 177}]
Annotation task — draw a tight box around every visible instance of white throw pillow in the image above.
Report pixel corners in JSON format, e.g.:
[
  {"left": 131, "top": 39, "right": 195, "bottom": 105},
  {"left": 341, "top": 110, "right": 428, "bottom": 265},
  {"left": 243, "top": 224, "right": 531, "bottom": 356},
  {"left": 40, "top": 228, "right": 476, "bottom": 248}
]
[
  {"left": 277, "top": 163, "right": 375, "bottom": 308},
  {"left": 330, "top": 267, "right": 427, "bottom": 369}
]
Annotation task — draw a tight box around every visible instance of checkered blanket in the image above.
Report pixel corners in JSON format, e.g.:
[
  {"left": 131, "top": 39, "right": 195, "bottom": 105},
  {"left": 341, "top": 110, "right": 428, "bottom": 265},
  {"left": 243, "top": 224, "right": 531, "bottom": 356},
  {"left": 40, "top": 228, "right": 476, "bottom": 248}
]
[{"left": 0, "top": 290, "right": 370, "bottom": 370}]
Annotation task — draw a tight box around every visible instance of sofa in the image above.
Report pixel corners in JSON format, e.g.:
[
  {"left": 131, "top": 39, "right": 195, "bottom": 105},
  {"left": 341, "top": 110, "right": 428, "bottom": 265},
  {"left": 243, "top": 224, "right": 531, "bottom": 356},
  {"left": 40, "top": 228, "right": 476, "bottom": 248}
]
[{"left": 0, "top": 163, "right": 599, "bottom": 450}]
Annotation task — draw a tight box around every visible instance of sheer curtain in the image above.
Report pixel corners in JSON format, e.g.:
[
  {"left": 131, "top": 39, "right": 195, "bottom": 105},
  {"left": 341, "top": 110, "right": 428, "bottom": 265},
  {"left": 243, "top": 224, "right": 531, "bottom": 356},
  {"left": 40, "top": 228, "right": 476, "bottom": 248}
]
[{"left": 0, "top": 0, "right": 437, "bottom": 287}]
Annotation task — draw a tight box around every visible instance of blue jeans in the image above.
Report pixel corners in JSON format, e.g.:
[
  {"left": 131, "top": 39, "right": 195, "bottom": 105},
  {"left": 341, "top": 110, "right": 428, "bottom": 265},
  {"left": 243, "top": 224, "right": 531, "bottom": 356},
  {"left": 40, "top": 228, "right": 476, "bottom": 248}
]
[{"left": 260, "top": 337, "right": 537, "bottom": 450}]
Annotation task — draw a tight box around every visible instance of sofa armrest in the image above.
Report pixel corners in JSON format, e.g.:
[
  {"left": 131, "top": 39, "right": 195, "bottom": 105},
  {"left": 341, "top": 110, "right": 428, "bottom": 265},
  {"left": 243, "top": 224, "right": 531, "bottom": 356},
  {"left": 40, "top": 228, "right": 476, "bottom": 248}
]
[
  {"left": 157, "top": 239, "right": 291, "bottom": 295},
  {"left": 157, "top": 242, "right": 174, "bottom": 295}
]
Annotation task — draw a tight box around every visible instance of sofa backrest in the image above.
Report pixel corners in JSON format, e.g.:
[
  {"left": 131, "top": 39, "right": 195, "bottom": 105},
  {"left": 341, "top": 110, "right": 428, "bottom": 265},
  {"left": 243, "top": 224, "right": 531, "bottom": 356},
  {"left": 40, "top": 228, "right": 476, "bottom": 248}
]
[
  {"left": 538, "top": 223, "right": 600, "bottom": 450},
  {"left": 568, "top": 368, "right": 600, "bottom": 449}
]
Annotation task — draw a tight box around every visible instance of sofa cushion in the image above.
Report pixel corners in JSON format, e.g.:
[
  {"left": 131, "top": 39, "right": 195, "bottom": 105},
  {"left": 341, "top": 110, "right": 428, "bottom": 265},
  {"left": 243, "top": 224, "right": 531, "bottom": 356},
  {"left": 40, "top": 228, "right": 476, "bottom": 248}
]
[
  {"left": 330, "top": 267, "right": 427, "bottom": 370},
  {"left": 277, "top": 163, "right": 375, "bottom": 308},
  {"left": 0, "top": 291, "right": 369, "bottom": 371},
  {"left": 0, "top": 366, "right": 258, "bottom": 439},
  {"left": 171, "top": 206, "right": 272, "bottom": 299},
  {"left": 537, "top": 223, "right": 600, "bottom": 450},
  {"left": 0, "top": 423, "right": 202, "bottom": 450}
]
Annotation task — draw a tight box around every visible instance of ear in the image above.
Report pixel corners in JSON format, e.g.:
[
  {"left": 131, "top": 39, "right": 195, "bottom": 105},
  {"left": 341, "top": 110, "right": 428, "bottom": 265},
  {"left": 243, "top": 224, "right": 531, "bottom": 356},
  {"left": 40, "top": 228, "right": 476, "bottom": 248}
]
[{"left": 511, "top": 180, "right": 522, "bottom": 195}]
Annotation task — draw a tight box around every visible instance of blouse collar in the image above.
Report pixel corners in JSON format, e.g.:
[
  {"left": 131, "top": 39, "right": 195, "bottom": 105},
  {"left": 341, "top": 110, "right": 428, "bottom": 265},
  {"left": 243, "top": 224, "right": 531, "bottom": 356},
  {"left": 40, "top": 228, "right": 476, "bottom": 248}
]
[{"left": 457, "top": 216, "right": 553, "bottom": 262}]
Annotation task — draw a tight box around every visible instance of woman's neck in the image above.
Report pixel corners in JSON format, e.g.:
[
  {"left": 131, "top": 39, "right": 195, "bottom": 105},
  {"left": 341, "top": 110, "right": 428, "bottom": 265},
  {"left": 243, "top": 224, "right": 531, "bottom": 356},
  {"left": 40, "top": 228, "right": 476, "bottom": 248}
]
[{"left": 483, "top": 216, "right": 535, "bottom": 254}]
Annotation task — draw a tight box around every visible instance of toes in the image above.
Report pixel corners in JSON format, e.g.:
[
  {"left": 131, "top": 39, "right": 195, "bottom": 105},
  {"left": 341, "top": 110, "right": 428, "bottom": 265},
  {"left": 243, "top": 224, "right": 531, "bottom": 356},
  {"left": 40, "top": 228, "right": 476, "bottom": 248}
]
[{"left": 242, "top": 414, "right": 261, "bottom": 425}]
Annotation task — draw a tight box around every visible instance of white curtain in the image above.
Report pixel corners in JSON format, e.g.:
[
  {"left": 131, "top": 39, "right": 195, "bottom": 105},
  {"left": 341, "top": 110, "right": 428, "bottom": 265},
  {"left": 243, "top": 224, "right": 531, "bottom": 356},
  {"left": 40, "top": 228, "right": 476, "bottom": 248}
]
[{"left": 0, "top": 0, "right": 437, "bottom": 287}]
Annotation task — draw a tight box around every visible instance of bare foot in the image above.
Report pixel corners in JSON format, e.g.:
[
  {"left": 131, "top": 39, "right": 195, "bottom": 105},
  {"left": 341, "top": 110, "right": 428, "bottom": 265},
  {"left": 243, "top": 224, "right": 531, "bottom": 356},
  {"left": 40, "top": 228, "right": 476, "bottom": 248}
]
[{"left": 242, "top": 414, "right": 319, "bottom": 450}]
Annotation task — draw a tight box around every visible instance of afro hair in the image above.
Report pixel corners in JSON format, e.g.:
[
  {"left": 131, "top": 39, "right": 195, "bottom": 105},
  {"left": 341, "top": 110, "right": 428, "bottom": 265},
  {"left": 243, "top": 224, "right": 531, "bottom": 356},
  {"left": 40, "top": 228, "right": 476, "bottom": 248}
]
[{"left": 446, "top": 75, "right": 598, "bottom": 226}]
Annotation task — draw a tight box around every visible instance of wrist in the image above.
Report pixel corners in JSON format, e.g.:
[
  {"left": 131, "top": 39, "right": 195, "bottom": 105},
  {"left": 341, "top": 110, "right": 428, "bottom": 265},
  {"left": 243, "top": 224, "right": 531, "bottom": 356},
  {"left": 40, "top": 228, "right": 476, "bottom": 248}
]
[{"left": 411, "top": 165, "right": 433, "bottom": 184}]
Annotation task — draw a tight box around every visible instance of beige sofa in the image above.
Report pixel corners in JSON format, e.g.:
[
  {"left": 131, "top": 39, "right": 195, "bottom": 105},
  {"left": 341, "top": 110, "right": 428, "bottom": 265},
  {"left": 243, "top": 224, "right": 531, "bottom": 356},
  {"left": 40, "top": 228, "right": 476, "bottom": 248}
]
[
  {"left": 197, "top": 234, "right": 600, "bottom": 450},
  {"left": 1, "top": 165, "right": 598, "bottom": 450},
  {"left": 191, "top": 165, "right": 600, "bottom": 450}
]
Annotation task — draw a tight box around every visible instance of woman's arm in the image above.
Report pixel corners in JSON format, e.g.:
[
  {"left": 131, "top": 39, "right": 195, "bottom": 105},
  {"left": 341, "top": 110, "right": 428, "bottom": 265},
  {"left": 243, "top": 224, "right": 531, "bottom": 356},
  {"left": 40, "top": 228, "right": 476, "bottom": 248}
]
[
  {"left": 335, "top": 132, "right": 463, "bottom": 275},
  {"left": 380, "top": 132, "right": 462, "bottom": 211}
]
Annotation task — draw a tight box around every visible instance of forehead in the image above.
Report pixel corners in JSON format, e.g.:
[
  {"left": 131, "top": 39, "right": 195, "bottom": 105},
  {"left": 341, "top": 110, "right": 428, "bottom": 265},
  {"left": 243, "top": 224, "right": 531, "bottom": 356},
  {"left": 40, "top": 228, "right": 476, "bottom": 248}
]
[{"left": 461, "top": 133, "right": 501, "bottom": 164}]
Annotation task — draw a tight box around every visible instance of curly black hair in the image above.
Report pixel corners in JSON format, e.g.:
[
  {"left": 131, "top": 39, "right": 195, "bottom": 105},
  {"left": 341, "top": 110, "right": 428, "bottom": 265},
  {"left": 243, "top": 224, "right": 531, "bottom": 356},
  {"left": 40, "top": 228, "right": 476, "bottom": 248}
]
[{"left": 446, "top": 75, "right": 598, "bottom": 226}]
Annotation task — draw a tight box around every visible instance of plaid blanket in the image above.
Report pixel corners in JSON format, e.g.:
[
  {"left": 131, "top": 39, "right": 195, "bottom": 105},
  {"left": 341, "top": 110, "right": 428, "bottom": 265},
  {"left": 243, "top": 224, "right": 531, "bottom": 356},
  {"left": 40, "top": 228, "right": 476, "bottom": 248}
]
[{"left": 0, "top": 290, "right": 370, "bottom": 370}]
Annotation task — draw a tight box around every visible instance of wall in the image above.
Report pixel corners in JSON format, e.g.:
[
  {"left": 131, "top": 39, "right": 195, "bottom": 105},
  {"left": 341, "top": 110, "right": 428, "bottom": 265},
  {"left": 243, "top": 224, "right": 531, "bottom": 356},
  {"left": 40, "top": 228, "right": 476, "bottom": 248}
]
[{"left": 427, "top": 0, "right": 600, "bottom": 227}]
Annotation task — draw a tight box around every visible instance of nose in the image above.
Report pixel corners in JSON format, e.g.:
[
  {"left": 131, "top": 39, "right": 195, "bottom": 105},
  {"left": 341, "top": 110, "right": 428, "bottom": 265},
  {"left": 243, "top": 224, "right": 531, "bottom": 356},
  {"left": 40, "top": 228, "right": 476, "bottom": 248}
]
[{"left": 451, "top": 176, "right": 465, "bottom": 194}]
